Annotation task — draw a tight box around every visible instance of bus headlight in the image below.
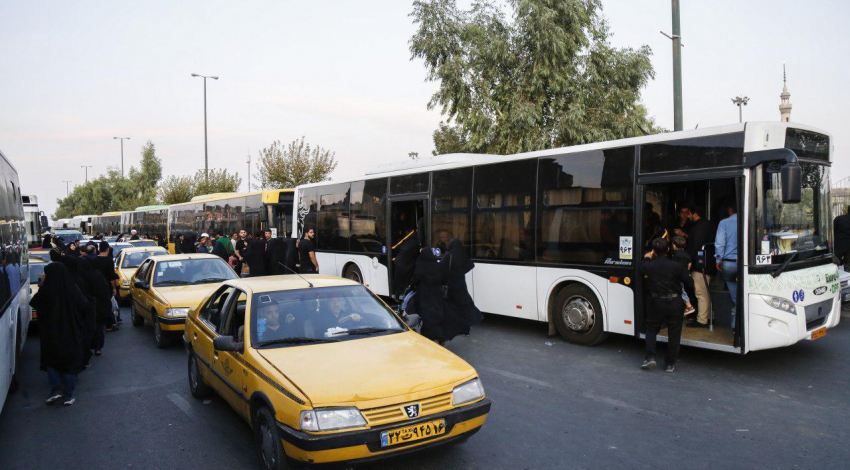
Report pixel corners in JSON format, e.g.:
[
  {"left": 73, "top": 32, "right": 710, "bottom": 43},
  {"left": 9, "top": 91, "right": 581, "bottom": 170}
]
[
  {"left": 300, "top": 408, "right": 366, "bottom": 432},
  {"left": 452, "top": 378, "right": 485, "bottom": 406},
  {"left": 760, "top": 295, "right": 796, "bottom": 314},
  {"left": 165, "top": 308, "right": 190, "bottom": 317}
]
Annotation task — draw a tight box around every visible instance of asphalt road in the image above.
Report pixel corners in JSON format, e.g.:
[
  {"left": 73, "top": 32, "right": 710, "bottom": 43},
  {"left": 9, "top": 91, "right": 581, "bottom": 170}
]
[{"left": 1, "top": 308, "right": 849, "bottom": 470}]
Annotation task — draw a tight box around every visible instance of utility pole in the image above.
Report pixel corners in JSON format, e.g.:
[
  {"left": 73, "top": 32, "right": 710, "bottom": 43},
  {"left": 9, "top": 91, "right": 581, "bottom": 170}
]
[
  {"left": 661, "top": 0, "right": 684, "bottom": 131},
  {"left": 191, "top": 73, "right": 219, "bottom": 185},
  {"left": 63, "top": 180, "right": 72, "bottom": 196},
  {"left": 113, "top": 136, "right": 130, "bottom": 177},
  {"left": 732, "top": 96, "right": 750, "bottom": 123},
  {"left": 246, "top": 153, "right": 251, "bottom": 192},
  {"left": 81, "top": 165, "right": 92, "bottom": 182}
]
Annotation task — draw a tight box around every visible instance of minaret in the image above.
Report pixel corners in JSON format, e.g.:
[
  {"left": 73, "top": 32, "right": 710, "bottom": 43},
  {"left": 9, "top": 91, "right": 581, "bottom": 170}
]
[{"left": 779, "top": 64, "right": 792, "bottom": 122}]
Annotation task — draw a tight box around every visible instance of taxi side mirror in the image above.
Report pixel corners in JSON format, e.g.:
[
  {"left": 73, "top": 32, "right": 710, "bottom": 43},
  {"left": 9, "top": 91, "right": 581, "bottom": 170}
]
[
  {"left": 405, "top": 314, "right": 421, "bottom": 329},
  {"left": 214, "top": 335, "right": 243, "bottom": 353}
]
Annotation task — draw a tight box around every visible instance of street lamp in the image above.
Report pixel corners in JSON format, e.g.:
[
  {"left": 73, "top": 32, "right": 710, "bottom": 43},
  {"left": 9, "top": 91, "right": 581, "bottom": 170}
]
[
  {"left": 113, "top": 136, "right": 130, "bottom": 177},
  {"left": 81, "top": 165, "right": 92, "bottom": 182},
  {"left": 191, "top": 73, "right": 219, "bottom": 185},
  {"left": 62, "top": 180, "right": 72, "bottom": 196},
  {"left": 246, "top": 153, "right": 251, "bottom": 192},
  {"left": 731, "top": 96, "right": 750, "bottom": 123}
]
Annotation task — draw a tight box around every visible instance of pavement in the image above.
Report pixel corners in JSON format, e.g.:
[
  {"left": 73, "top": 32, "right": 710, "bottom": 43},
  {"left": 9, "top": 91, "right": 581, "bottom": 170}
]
[{"left": 1, "top": 308, "right": 848, "bottom": 470}]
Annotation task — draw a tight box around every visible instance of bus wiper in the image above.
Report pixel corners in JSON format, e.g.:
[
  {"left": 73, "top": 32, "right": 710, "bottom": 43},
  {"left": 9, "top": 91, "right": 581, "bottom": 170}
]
[
  {"left": 156, "top": 280, "right": 191, "bottom": 286},
  {"left": 771, "top": 252, "right": 798, "bottom": 278},
  {"left": 329, "top": 327, "right": 401, "bottom": 337},
  {"left": 256, "top": 337, "right": 340, "bottom": 347}
]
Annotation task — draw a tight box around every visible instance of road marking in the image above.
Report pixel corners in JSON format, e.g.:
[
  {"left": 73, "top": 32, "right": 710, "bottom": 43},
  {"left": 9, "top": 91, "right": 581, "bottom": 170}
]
[
  {"left": 167, "top": 393, "right": 196, "bottom": 420},
  {"left": 480, "top": 367, "right": 554, "bottom": 389}
]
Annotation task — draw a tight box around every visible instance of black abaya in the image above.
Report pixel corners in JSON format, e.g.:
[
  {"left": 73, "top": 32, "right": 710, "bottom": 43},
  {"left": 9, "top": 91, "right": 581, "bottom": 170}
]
[
  {"left": 30, "top": 263, "right": 88, "bottom": 374},
  {"left": 410, "top": 249, "right": 460, "bottom": 342},
  {"left": 445, "top": 239, "right": 483, "bottom": 334}
]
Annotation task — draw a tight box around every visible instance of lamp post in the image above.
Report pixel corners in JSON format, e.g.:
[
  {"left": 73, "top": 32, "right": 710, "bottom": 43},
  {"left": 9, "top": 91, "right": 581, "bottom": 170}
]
[
  {"left": 661, "top": 0, "right": 684, "bottom": 131},
  {"left": 63, "top": 180, "right": 72, "bottom": 196},
  {"left": 731, "top": 96, "right": 750, "bottom": 123},
  {"left": 81, "top": 165, "right": 92, "bottom": 182},
  {"left": 191, "top": 73, "right": 219, "bottom": 185},
  {"left": 246, "top": 153, "right": 251, "bottom": 192},
  {"left": 113, "top": 136, "right": 130, "bottom": 177}
]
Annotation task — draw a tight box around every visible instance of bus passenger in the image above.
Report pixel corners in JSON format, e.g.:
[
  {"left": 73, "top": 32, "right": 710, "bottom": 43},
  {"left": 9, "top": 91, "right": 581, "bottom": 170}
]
[{"left": 671, "top": 236, "right": 696, "bottom": 317}]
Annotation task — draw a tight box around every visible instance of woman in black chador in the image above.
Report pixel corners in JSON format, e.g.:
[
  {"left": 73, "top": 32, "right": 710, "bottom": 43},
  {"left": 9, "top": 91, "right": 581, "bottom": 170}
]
[
  {"left": 444, "top": 238, "right": 483, "bottom": 335},
  {"left": 30, "top": 262, "right": 89, "bottom": 406}
]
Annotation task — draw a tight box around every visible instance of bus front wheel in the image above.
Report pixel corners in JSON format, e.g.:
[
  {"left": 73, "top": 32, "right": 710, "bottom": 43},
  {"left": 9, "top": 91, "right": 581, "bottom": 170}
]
[
  {"left": 553, "top": 284, "right": 608, "bottom": 346},
  {"left": 343, "top": 264, "right": 363, "bottom": 284}
]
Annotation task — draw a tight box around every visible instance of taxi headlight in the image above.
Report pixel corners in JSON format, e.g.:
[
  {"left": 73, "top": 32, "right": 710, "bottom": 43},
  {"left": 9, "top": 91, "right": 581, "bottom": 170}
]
[
  {"left": 299, "top": 408, "right": 366, "bottom": 432},
  {"left": 452, "top": 378, "right": 484, "bottom": 406},
  {"left": 165, "top": 308, "right": 190, "bottom": 317},
  {"left": 122, "top": 280, "right": 131, "bottom": 287},
  {"left": 760, "top": 295, "right": 796, "bottom": 314}
]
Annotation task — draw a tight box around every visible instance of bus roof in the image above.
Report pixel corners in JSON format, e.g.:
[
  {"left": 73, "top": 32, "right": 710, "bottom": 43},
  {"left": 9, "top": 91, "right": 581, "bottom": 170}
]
[
  {"left": 133, "top": 205, "right": 169, "bottom": 211},
  {"left": 301, "top": 121, "right": 831, "bottom": 188}
]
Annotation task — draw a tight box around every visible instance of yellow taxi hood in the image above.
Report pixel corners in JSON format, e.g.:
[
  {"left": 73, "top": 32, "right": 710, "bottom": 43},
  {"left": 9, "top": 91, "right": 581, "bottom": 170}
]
[
  {"left": 256, "top": 332, "right": 476, "bottom": 406},
  {"left": 119, "top": 268, "right": 136, "bottom": 280},
  {"left": 156, "top": 284, "right": 220, "bottom": 307}
]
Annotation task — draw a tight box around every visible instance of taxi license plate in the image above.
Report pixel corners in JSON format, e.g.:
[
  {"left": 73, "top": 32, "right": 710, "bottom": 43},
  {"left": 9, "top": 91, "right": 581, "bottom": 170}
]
[
  {"left": 812, "top": 327, "right": 826, "bottom": 340},
  {"left": 380, "top": 419, "right": 446, "bottom": 448}
]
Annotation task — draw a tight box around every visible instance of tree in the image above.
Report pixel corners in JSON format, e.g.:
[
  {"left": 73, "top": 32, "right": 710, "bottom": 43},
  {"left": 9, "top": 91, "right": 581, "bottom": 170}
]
[
  {"left": 256, "top": 137, "right": 337, "bottom": 189},
  {"left": 158, "top": 169, "right": 243, "bottom": 205},
  {"left": 410, "top": 0, "right": 660, "bottom": 155},
  {"left": 54, "top": 140, "right": 163, "bottom": 218}
]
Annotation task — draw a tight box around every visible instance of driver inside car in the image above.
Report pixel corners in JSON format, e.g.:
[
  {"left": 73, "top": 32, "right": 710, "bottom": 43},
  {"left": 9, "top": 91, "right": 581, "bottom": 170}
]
[{"left": 311, "top": 296, "right": 363, "bottom": 336}]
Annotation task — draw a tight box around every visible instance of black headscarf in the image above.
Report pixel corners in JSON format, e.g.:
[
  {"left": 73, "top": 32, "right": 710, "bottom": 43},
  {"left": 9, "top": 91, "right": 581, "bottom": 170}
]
[
  {"left": 30, "top": 262, "right": 88, "bottom": 374},
  {"left": 447, "top": 238, "right": 474, "bottom": 276}
]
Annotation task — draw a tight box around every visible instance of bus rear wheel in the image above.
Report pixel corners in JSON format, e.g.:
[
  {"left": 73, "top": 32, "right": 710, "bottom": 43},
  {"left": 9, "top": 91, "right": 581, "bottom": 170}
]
[
  {"left": 553, "top": 284, "right": 608, "bottom": 346},
  {"left": 343, "top": 264, "right": 363, "bottom": 284}
]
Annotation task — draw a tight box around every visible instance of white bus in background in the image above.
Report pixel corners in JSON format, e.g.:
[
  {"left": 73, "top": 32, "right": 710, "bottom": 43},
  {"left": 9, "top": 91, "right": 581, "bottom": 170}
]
[
  {"left": 0, "top": 149, "right": 31, "bottom": 413},
  {"left": 22, "top": 195, "right": 48, "bottom": 246},
  {"left": 294, "top": 122, "right": 838, "bottom": 354},
  {"left": 51, "top": 214, "right": 94, "bottom": 234}
]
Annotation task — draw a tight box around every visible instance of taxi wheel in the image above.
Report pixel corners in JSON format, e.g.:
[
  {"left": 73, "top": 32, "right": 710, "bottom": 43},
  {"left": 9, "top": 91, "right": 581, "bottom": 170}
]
[
  {"left": 255, "top": 407, "right": 288, "bottom": 470},
  {"left": 130, "top": 303, "right": 144, "bottom": 327},
  {"left": 153, "top": 317, "right": 171, "bottom": 349},
  {"left": 188, "top": 350, "right": 212, "bottom": 398}
]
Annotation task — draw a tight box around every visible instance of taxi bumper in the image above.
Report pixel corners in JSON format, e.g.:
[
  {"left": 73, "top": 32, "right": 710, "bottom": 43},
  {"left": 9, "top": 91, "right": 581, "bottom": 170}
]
[
  {"left": 278, "top": 398, "right": 491, "bottom": 465},
  {"left": 155, "top": 315, "right": 186, "bottom": 332}
]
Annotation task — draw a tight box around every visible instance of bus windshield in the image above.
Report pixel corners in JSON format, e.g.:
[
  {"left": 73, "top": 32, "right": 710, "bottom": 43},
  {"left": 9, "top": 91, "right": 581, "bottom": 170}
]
[{"left": 754, "top": 162, "right": 831, "bottom": 264}]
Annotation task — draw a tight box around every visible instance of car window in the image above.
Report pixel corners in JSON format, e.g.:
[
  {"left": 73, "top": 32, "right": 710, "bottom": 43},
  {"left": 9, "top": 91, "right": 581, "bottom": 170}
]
[
  {"left": 122, "top": 250, "right": 166, "bottom": 268},
  {"left": 251, "top": 285, "right": 406, "bottom": 347},
  {"left": 200, "top": 286, "right": 235, "bottom": 333},
  {"left": 220, "top": 289, "right": 247, "bottom": 340},
  {"left": 28, "top": 263, "right": 46, "bottom": 284},
  {"left": 152, "top": 258, "right": 238, "bottom": 287},
  {"left": 135, "top": 259, "right": 153, "bottom": 282}
]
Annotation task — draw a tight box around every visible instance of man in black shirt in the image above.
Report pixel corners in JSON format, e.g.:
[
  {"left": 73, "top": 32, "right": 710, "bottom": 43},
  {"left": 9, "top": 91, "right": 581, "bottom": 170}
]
[
  {"left": 834, "top": 205, "right": 850, "bottom": 271},
  {"left": 684, "top": 205, "right": 715, "bottom": 328},
  {"left": 640, "top": 238, "right": 694, "bottom": 373},
  {"left": 298, "top": 227, "right": 318, "bottom": 274},
  {"left": 234, "top": 229, "right": 249, "bottom": 276}
]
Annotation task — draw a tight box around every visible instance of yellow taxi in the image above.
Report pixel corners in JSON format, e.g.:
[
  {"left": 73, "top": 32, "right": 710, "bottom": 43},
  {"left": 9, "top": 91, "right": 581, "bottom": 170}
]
[
  {"left": 127, "top": 239, "right": 160, "bottom": 248},
  {"left": 183, "top": 275, "right": 490, "bottom": 469},
  {"left": 115, "top": 246, "right": 168, "bottom": 305},
  {"left": 28, "top": 257, "right": 48, "bottom": 323},
  {"left": 129, "top": 253, "right": 238, "bottom": 348}
]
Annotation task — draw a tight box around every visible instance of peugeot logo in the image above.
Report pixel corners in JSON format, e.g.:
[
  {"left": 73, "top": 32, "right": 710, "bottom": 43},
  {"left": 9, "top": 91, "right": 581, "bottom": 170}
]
[
  {"left": 813, "top": 286, "right": 827, "bottom": 296},
  {"left": 403, "top": 403, "right": 421, "bottom": 419}
]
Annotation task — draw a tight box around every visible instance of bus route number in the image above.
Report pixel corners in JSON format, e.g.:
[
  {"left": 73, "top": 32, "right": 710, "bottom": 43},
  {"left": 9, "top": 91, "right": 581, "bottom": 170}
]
[
  {"left": 619, "top": 237, "right": 633, "bottom": 260},
  {"left": 755, "top": 254, "right": 772, "bottom": 266}
]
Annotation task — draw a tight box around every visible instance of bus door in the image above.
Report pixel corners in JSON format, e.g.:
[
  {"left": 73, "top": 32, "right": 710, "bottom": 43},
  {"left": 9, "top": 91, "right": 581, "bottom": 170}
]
[
  {"left": 636, "top": 175, "right": 743, "bottom": 353},
  {"left": 386, "top": 196, "right": 428, "bottom": 299}
]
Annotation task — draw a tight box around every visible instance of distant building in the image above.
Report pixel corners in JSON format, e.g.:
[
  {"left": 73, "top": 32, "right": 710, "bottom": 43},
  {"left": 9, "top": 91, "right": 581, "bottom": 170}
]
[{"left": 779, "top": 64, "right": 792, "bottom": 122}]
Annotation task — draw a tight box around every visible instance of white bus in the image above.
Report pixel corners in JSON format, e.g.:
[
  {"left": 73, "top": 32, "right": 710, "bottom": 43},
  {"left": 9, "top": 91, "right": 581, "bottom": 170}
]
[
  {"left": 0, "top": 149, "right": 31, "bottom": 413},
  {"left": 293, "top": 122, "right": 838, "bottom": 354},
  {"left": 22, "top": 194, "right": 48, "bottom": 246}
]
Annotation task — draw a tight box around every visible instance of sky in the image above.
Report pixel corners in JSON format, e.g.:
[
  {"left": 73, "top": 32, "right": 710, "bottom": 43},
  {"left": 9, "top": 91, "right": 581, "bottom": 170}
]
[{"left": 1, "top": 0, "right": 848, "bottom": 217}]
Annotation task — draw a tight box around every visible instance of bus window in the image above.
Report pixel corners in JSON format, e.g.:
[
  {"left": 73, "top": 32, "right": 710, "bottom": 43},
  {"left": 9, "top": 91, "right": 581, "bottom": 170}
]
[{"left": 472, "top": 160, "right": 536, "bottom": 261}]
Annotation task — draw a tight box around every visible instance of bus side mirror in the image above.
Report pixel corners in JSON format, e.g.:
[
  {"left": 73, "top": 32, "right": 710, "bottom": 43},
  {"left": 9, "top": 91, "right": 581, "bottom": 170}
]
[
  {"left": 259, "top": 210, "right": 268, "bottom": 222},
  {"left": 781, "top": 163, "right": 802, "bottom": 204},
  {"left": 39, "top": 215, "right": 49, "bottom": 232}
]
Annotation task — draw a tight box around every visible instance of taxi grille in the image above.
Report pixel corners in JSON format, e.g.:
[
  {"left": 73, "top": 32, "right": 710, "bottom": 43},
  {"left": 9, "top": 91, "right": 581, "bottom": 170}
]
[{"left": 361, "top": 392, "right": 453, "bottom": 426}]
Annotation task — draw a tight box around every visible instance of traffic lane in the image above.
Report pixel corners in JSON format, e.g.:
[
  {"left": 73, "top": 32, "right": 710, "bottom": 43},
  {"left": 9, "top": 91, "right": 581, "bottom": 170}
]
[
  {"left": 413, "top": 314, "right": 850, "bottom": 470},
  {"left": 0, "top": 311, "right": 262, "bottom": 470}
]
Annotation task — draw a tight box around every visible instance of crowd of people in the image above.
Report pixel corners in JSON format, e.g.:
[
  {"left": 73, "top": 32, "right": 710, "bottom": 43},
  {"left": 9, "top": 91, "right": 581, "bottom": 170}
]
[
  {"left": 640, "top": 201, "right": 738, "bottom": 373},
  {"left": 32, "top": 238, "right": 121, "bottom": 406}
]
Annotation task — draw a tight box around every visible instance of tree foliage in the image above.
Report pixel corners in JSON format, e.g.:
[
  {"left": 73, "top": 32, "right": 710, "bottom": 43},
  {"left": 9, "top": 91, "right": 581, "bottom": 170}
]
[
  {"left": 256, "top": 137, "right": 337, "bottom": 189},
  {"left": 54, "top": 140, "right": 162, "bottom": 218},
  {"left": 410, "top": 0, "right": 660, "bottom": 155},
  {"left": 159, "top": 169, "right": 243, "bottom": 205}
]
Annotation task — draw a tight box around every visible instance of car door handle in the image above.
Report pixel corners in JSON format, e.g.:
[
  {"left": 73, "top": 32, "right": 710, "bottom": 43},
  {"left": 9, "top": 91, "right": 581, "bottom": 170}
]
[{"left": 193, "top": 333, "right": 198, "bottom": 340}]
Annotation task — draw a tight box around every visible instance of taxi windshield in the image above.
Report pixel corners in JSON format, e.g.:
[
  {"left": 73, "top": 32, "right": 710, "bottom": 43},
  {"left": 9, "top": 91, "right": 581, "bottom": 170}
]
[
  {"left": 251, "top": 285, "right": 406, "bottom": 347},
  {"left": 122, "top": 250, "right": 166, "bottom": 268},
  {"left": 153, "top": 258, "right": 237, "bottom": 286}
]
